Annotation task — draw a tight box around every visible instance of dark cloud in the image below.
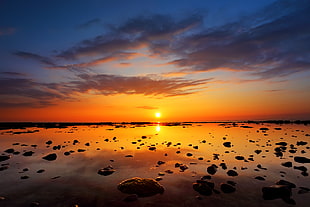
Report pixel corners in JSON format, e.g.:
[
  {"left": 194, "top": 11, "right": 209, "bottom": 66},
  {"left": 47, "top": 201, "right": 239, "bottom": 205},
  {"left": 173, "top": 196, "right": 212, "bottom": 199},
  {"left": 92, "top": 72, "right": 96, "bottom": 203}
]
[
  {"left": 55, "top": 0, "right": 310, "bottom": 79},
  {"left": 0, "top": 73, "right": 211, "bottom": 107},
  {"left": 0, "top": 71, "right": 27, "bottom": 76},
  {"left": 13, "top": 51, "right": 56, "bottom": 66}
]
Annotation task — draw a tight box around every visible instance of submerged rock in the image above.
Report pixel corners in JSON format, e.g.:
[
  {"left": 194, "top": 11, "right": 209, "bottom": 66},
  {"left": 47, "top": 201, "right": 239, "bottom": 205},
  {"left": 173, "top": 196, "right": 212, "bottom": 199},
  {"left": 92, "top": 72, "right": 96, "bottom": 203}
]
[
  {"left": 220, "top": 183, "right": 236, "bottom": 193},
  {"left": 117, "top": 177, "right": 164, "bottom": 197},
  {"left": 193, "top": 181, "right": 214, "bottom": 196},
  {"left": 42, "top": 153, "right": 57, "bottom": 161}
]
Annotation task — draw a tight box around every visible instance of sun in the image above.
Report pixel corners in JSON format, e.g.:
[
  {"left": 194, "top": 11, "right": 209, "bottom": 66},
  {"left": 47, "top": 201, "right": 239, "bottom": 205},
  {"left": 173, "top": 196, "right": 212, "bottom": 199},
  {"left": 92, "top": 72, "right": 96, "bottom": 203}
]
[{"left": 155, "top": 112, "right": 161, "bottom": 118}]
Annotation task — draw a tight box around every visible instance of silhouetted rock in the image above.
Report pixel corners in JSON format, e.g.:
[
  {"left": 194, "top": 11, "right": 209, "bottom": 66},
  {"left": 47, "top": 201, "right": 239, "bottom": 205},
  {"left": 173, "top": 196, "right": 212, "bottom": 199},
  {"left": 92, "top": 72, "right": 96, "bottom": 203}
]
[
  {"left": 36, "top": 169, "right": 45, "bottom": 173},
  {"left": 219, "top": 163, "right": 227, "bottom": 170},
  {"left": 220, "top": 183, "right": 236, "bottom": 193},
  {"left": 23, "top": 151, "right": 34, "bottom": 156},
  {"left": 262, "top": 185, "right": 292, "bottom": 200},
  {"left": 254, "top": 150, "right": 262, "bottom": 154},
  {"left": 98, "top": 166, "right": 115, "bottom": 176},
  {"left": 117, "top": 177, "right": 164, "bottom": 197},
  {"left": 0, "top": 155, "right": 10, "bottom": 162},
  {"left": 296, "top": 141, "right": 307, "bottom": 146},
  {"left": 276, "top": 180, "right": 296, "bottom": 188},
  {"left": 207, "top": 164, "right": 217, "bottom": 175},
  {"left": 223, "top": 142, "right": 231, "bottom": 147},
  {"left": 42, "top": 153, "right": 57, "bottom": 161},
  {"left": 227, "top": 170, "right": 238, "bottom": 176},
  {"left": 294, "top": 156, "right": 310, "bottom": 163},
  {"left": 193, "top": 181, "right": 213, "bottom": 196},
  {"left": 4, "top": 149, "right": 14, "bottom": 153},
  {"left": 281, "top": 161, "right": 292, "bottom": 168},
  {"left": 275, "top": 142, "right": 287, "bottom": 146},
  {"left": 255, "top": 176, "right": 265, "bottom": 181},
  {"left": 235, "top": 156, "right": 244, "bottom": 160}
]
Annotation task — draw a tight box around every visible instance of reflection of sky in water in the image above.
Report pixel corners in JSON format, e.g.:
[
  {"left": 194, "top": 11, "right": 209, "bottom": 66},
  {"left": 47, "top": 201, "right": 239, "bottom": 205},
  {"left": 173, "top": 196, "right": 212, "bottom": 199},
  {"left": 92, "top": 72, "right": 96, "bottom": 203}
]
[{"left": 0, "top": 123, "right": 309, "bottom": 207}]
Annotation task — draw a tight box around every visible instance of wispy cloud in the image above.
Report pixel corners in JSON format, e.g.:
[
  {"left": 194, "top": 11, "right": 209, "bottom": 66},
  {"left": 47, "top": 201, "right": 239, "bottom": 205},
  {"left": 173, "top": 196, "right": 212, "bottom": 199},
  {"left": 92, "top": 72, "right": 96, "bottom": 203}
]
[
  {"left": 13, "top": 51, "right": 56, "bottom": 66},
  {"left": 77, "top": 18, "right": 101, "bottom": 29},
  {"left": 0, "top": 72, "right": 211, "bottom": 107}
]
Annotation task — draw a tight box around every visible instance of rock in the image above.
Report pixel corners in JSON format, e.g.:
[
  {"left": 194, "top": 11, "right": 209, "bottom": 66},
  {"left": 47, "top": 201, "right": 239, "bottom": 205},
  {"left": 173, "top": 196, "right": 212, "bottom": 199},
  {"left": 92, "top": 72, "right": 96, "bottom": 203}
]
[
  {"left": 235, "top": 156, "right": 244, "bottom": 160},
  {"left": 42, "top": 153, "right": 57, "bottom": 161},
  {"left": 0, "top": 166, "right": 9, "bottom": 171},
  {"left": 149, "top": 147, "right": 156, "bottom": 151},
  {"left": 20, "top": 175, "right": 29, "bottom": 179},
  {"left": 275, "top": 142, "right": 287, "bottom": 146},
  {"left": 98, "top": 166, "right": 115, "bottom": 176},
  {"left": 207, "top": 164, "right": 217, "bottom": 175},
  {"left": 64, "top": 151, "right": 70, "bottom": 156},
  {"left": 157, "top": 161, "right": 165, "bottom": 165},
  {"left": 22, "top": 151, "right": 34, "bottom": 156},
  {"left": 293, "top": 166, "right": 307, "bottom": 172},
  {"left": 223, "top": 142, "right": 231, "bottom": 147},
  {"left": 30, "top": 201, "right": 40, "bottom": 206},
  {"left": 276, "top": 180, "right": 296, "bottom": 188},
  {"left": 220, "top": 183, "right": 236, "bottom": 193},
  {"left": 36, "top": 169, "right": 45, "bottom": 173},
  {"left": 298, "top": 187, "right": 310, "bottom": 194},
  {"left": 296, "top": 141, "right": 307, "bottom": 146},
  {"left": 254, "top": 150, "right": 262, "bottom": 154},
  {"left": 227, "top": 170, "right": 238, "bottom": 176},
  {"left": 0, "top": 155, "right": 11, "bottom": 162},
  {"left": 255, "top": 176, "right": 265, "bottom": 181},
  {"left": 46, "top": 140, "right": 52, "bottom": 145},
  {"left": 4, "top": 148, "right": 14, "bottom": 153},
  {"left": 186, "top": 153, "right": 193, "bottom": 157},
  {"left": 117, "top": 177, "right": 164, "bottom": 197},
  {"left": 123, "top": 194, "right": 138, "bottom": 202},
  {"left": 77, "top": 149, "right": 86, "bottom": 152},
  {"left": 262, "top": 185, "right": 292, "bottom": 200},
  {"left": 193, "top": 181, "right": 213, "bottom": 196},
  {"left": 281, "top": 161, "right": 292, "bottom": 168},
  {"left": 219, "top": 163, "right": 227, "bottom": 170},
  {"left": 294, "top": 156, "right": 310, "bottom": 163}
]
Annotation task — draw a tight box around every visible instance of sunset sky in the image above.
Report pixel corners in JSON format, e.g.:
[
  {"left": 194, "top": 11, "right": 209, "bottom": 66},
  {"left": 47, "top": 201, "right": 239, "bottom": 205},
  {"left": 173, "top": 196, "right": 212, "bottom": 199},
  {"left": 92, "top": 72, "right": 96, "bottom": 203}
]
[{"left": 0, "top": 0, "right": 309, "bottom": 122}]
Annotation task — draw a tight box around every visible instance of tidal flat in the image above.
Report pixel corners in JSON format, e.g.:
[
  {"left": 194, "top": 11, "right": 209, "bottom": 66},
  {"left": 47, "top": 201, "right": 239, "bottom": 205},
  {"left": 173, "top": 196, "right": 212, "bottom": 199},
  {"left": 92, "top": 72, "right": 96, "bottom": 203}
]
[{"left": 0, "top": 122, "right": 309, "bottom": 207}]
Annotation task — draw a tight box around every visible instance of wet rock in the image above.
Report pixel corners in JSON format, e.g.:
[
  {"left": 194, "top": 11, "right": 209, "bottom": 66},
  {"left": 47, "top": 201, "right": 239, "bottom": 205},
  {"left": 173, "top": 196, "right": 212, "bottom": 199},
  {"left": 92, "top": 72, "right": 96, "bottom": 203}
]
[
  {"left": 219, "top": 163, "right": 227, "bottom": 170},
  {"left": 149, "top": 147, "right": 156, "bottom": 151},
  {"left": 193, "top": 146, "right": 198, "bottom": 149},
  {"left": 123, "top": 194, "right": 138, "bottom": 202},
  {"left": 255, "top": 176, "right": 265, "bottom": 181},
  {"left": 77, "top": 149, "right": 86, "bottom": 152},
  {"left": 296, "top": 141, "right": 307, "bottom": 146},
  {"left": 275, "top": 142, "right": 287, "bottom": 146},
  {"left": 46, "top": 140, "right": 52, "bottom": 145},
  {"left": 36, "top": 169, "right": 45, "bottom": 173},
  {"left": 262, "top": 185, "right": 292, "bottom": 200},
  {"left": 220, "top": 183, "right": 236, "bottom": 193},
  {"left": 165, "top": 169, "right": 173, "bottom": 174},
  {"left": 117, "top": 177, "right": 164, "bottom": 197},
  {"left": 23, "top": 151, "right": 34, "bottom": 156},
  {"left": 193, "top": 181, "right": 214, "bottom": 196},
  {"left": 223, "top": 142, "right": 231, "bottom": 147},
  {"left": 235, "top": 156, "right": 244, "bottom": 160},
  {"left": 20, "top": 175, "right": 29, "bottom": 179},
  {"left": 281, "top": 161, "right": 292, "bottom": 168},
  {"left": 4, "top": 148, "right": 15, "bottom": 153},
  {"left": 125, "top": 155, "right": 133, "bottom": 157},
  {"left": 42, "top": 153, "right": 57, "bottom": 161},
  {"left": 254, "top": 150, "right": 262, "bottom": 154},
  {"left": 294, "top": 156, "right": 310, "bottom": 163},
  {"left": 186, "top": 153, "right": 193, "bottom": 157},
  {"left": 98, "top": 166, "right": 115, "bottom": 176},
  {"left": 157, "top": 161, "right": 165, "bottom": 165},
  {"left": 207, "top": 164, "right": 217, "bottom": 175},
  {"left": 227, "top": 170, "right": 238, "bottom": 176},
  {"left": 293, "top": 166, "right": 307, "bottom": 172},
  {"left": 276, "top": 180, "right": 296, "bottom": 188},
  {"left": 155, "top": 177, "right": 163, "bottom": 181},
  {"left": 64, "top": 151, "right": 70, "bottom": 156},
  {"left": 0, "top": 155, "right": 10, "bottom": 162}
]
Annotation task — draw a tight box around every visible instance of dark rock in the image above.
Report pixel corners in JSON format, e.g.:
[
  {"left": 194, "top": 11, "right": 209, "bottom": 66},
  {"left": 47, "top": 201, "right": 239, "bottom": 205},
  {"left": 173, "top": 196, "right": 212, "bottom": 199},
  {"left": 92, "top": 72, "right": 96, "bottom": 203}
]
[
  {"left": 281, "top": 161, "right": 292, "bottom": 168},
  {"left": 298, "top": 187, "right": 310, "bottom": 194},
  {"left": 36, "top": 169, "right": 45, "bottom": 173},
  {"left": 262, "top": 185, "right": 292, "bottom": 200},
  {"left": 227, "top": 170, "right": 238, "bottom": 176},
  {"left": 275, "top": 142, "right": 287, "bottom": 146},
  {"left": 165, "top": 169, "right": 173, "bottom": 174},
  {"left": 219, "top": 163, "right": 227, "bottom": 170},
  {"left": 98, "top": 166, "right": 115, "bottom": 176},
  {"left": 157, "top": 161, "right": 165, "bottom": 165},
  {"left": 125, "top": 155, "right": 133, "bottom": 157},
  {"left": 227, "top": 181, "right": 236, "bottom": 186},
  {"left": 254, "top": 150, "right": 262, "bottom": 154},
  {"left": 20, "top": 175, "right": 29, "bottom": 179},
  {"left": 276, "top": 180, "right": 296, "bottom": 188},
  {"left": 223, "top": 142, "right": 231, "bottom": 147},
  {"left": 294, "top": 156, "right": 310, "bottom": 163},
  {"left": 149, "top": 147, "right": 156, "bottom": 151},
  {"left": 220, "top": 183, "right": 236, "bottom": 193},
  {"left": 179, "top": 164, "right": 189, "bottom": 172},
  {"left": 201, "top": 175, "right": 211, "bottom": 180},
  {"left": 123, "top": 194, "right": 138, "bottom": 202},
  {"left": 46, "top": 140, "right": 52, "bottom": 145},
  {"left": 207, "top": 164, "right": 217, "bottom": 175},
  {"left": 186, "top": 153, "right": 193, "bottom": 157},
  {"left": 0, "top": 166, "right": 9, "bottom": 171},
  {"left": 193, "top": 182, "right": 213, "bottom": 196},
  {"left": 64, "top": 151, "right": 70, "bottom": 156},
  {"left": 296, "top": 141, "right": 307, "bottom": 146},
  {"left": 4, "top": 148, "right": 14, "bottom": 153},
  {"left": 23, "top": 151, "right": 34, "bottom": 156},
  {"left": 235, "top": 156, "right": 244, "bottom": 160},
  {"left": 77, "top": 149, "right": 86, "bottom": 152},
  {"left": 294, "top": 166, "right": 307, "bottom": 172},
  {"left": 117, "top": 177, "right": 164, "bottom": 197},
  {"left": 193, "top": 146, "right": 198, "bottom": 149},
  {"left": 255, "top": 176, "right": 265, "bottom": 181},
  {"left": 30, "top": 201, "right": 40, "bottom": 207},
  {"left": 0, "top": 155, "right": 10, "bottom": 162},
  {"left": 42, "top": 153, "right": 57, "bottom": 161}
]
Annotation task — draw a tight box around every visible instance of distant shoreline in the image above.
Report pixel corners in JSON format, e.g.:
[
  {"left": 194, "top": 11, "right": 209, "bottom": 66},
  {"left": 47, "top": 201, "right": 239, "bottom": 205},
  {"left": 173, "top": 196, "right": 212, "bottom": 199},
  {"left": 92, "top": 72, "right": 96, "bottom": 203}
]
[{"left": 0, "top": 120, "right": 309, "bottom": 130}]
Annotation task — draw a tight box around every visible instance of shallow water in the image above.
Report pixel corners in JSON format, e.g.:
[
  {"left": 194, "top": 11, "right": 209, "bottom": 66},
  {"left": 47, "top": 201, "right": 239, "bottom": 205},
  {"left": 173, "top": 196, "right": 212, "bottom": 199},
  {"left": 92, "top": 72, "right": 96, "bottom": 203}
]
[{"left": 0, "top": 123, "right": 309, "bottom": 207}]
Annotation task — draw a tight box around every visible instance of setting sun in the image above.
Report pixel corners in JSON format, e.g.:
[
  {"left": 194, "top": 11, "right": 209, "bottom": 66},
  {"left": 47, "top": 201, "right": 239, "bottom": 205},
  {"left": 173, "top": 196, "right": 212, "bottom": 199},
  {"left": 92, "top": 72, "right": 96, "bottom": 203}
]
[{"left": 155, "top": 112, "right": 161, "bottom": 118}]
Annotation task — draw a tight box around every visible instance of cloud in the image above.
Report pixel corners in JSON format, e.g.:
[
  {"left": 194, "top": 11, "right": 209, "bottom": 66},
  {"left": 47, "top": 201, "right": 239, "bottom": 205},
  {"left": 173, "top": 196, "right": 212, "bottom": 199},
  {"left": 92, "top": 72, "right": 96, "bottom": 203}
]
[
  {"left": 137, "top": 106, "right": 158, "bottom": 110},
  {"left": 54, "top": 0, "right": 309, "bottom": 80},
  {"left": 0, "top": 72, "right": 27, "bottom": 76},
  {"left": 13, "top": 51, "right": 56, "bottom": 66},
  {"left": 0, "top": 73, "right": 211, "bottom": 107}
]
